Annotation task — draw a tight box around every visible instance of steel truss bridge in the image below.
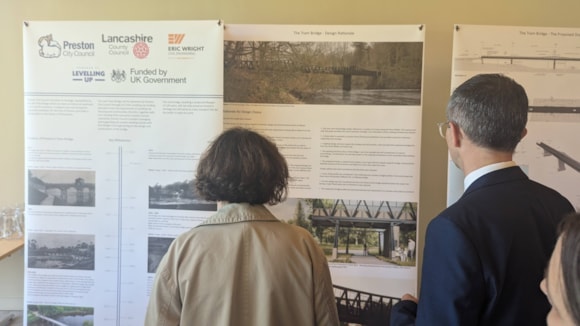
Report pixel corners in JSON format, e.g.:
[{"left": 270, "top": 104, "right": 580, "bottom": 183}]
[
  {"left": 310, "top": 199, "right": 417, "bottom": 258},
  {"left": 334, "top": 284, "right": 401, "bottom": 325}
]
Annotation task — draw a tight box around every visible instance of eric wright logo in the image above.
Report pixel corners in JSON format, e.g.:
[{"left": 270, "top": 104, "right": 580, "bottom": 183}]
[
  {"left": 168, "top": 34, "right": 185, "bottom": 44},
  {"left": 38, "top": 34, "right": 61, "bottom": 58}
]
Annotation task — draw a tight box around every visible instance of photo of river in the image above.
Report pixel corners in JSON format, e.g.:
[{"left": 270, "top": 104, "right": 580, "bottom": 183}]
[
  {"left": 224, "top": 41, "right": 423, "bottom": 106},
  {"left": 307, "top": 88, "right": 420, "bottom": 106}
]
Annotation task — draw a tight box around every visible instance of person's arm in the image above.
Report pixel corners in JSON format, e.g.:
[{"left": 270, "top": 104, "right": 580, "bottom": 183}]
[
  {"left": 391, "top": 216, "right": 485, "bottom": 326},
  {"left": 390, "top": 296, "right": 418, "bottom": 326},
  {"left": 144, "top": 250, "right": 182, "bottom": 326},
  {"left": 312, "top": 245, "right": 341, "bottom": 326}
]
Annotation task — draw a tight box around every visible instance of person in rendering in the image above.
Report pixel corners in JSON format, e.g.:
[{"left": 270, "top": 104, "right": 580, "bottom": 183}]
[
  {"left": 145, "top": 127, "right": 340, "bottom": 326},
  {"left": 390, "top": 73, "right": 575, "bottom": 326},
  {"left": 541, "top": 212, "right": 580, "bottom": 326},
  {"left": 407, "top": 238, "right": 415, "bottom": 261}
]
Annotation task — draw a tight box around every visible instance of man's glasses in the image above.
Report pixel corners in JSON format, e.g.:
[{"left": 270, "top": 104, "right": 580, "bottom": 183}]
[{"left": 437, "top": 121, "right": 450, "bottom": 139}]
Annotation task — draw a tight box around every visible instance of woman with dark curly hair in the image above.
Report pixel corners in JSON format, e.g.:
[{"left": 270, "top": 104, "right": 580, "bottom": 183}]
[
  {"left": 541, "top": 212, "right": 580, "bottom": 326},
  {"left": 145, "top": 127, "right": 339, "bottom": 326},
  {"left": 194, "top": 127, "right": 289, "bottom": 205}
]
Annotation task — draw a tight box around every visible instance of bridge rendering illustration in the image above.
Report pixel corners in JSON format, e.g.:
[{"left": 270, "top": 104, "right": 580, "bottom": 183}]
[
  {"left": 480, "top": 55, "right": 580, "bottom": 70},
  {"left": 334, "top": 284, "right": 401, "bottom": 325},
  {"left": 310, "top": 199, "right": 417, "bottom": 260},
  {"left": 537, "top": 141, "right": 580, "bottom": 173}
]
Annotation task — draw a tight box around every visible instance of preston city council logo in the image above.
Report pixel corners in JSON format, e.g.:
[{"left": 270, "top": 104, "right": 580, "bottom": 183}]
[{"left": 38, "top": 34, "right": 61, "bottom": 58}]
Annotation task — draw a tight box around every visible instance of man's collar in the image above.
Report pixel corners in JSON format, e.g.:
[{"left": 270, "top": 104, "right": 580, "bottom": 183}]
[{"left": 464, "top": 161, "right": 517, "bottom": 190}]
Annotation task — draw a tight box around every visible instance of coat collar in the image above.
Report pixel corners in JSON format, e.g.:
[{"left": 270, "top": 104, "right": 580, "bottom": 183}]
[{"left": 199, "top": 202, "right": 279, "bottom": 226}]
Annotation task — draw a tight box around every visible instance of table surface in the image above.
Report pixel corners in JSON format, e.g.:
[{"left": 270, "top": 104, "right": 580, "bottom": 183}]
[{"left": 0, "top": 238, "right": 24, "bottom": 260}]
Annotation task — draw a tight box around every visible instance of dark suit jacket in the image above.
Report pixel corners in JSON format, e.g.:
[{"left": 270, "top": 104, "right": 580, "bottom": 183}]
[{"left": 391, "top": 166, "right": 575, "bottom": 326}]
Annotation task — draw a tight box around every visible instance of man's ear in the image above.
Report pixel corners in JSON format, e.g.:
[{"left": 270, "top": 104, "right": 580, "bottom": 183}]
[
  {"left": 448, "top": 121, "right": 463, "bottom": 147},
  {"left": 520, "top": 127, "right": 527, "bottom": 141}
]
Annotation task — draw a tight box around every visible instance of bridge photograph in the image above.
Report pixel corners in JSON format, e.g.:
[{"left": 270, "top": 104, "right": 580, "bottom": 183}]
[
  {"left": 28, "top": 169, "right": 95, "bottom": 207},
  {"left": 27, "top": 233, "right": 95, "bottom": 270},
  {"left": 27, "top": 304, "right": 93, "bottom": 326},
  {"left": 224, "top": 41, "right": 422, "bottom": 105},
  {"left": 148, "top": 178, "right": 217, "bottom": 211},
  {"left": 147, "top": 236, "right": 174, "bottom": 273}
]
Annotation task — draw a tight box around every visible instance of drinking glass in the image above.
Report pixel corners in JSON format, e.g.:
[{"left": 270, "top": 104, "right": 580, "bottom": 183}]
[
  {"left": 11, "top": 206, "right": 23, "bottom": 238},
  {"left": 0, "top": 208, "right": 12, "bottom": 239}
]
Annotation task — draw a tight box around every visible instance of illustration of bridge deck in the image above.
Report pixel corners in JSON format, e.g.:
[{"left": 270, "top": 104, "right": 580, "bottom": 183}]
[
  {"left": 481, "top": 55, "right": 580, "bottom": 69},
  {"left": 537, "top": 141, "right": 580, "bottom": 173}
]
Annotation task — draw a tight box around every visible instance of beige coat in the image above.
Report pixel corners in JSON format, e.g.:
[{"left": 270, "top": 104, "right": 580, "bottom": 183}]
[{"left": 145, "top": 203, "right": 340, "bottom": 326}]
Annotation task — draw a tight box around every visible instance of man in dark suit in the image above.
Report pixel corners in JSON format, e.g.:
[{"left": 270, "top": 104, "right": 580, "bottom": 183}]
[{"left": 391, "top": 74, "right": 575, "bottom": 326}]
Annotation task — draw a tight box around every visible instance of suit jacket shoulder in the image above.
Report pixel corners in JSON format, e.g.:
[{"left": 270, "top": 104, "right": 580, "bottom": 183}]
[{"left": 404, "top": 166, "right": 574, "bottom": 326}]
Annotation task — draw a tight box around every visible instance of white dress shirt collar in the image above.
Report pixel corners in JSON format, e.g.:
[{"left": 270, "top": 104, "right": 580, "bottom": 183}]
[{"left": 464, "top": 161, "right": 517, "bottom": 190}]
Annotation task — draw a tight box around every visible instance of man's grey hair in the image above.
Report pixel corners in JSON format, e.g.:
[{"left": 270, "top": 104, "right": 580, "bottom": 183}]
[{"left": 446, "top": 73, "right": 528, "bottom": 152}]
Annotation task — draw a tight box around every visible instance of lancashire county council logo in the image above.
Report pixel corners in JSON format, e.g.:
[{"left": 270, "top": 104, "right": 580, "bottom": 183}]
[
  {"left": 168, "top": 34, "right": 185, "bottom": 44},
  {"left": 133, "top": 42, "right": 150, "bottom": 59},
  {"left": 38, "top": 34, "right": 61, "bottom": 58},
  {"left": 111, "top": 69, "right": 126, "bottom": 82}
]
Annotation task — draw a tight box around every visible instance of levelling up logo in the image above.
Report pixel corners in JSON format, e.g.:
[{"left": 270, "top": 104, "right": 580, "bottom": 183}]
[{"left": 167, "top": 33, "right": 204, "bottom": 58}]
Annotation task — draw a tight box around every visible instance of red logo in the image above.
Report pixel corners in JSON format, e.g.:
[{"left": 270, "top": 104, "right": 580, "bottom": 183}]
[{"left": 133, "top": 42, "right": 150, "bottom": 59}]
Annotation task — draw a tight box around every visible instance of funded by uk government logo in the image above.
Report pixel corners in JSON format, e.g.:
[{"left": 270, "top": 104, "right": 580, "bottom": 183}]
[{"left": 111, "top": 69, "right": 127, "bottom": 83}]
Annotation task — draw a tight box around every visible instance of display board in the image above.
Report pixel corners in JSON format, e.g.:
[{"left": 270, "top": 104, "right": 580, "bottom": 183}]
[
  {"left": 23, "top": 20, "right": 223, "bottom": 325},
  {"left": 23, "top": 21, "right": 424, "bottom": 325},
  {"left": 224, "top": 24, "right": 424, "bottom": 322},
  {"left": 447, "top": 24, "right": 580, "bottom": 211}
]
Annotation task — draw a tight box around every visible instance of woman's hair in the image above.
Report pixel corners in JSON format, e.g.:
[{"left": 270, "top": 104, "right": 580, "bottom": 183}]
[
  {"left": 558, "top": 212, "right": 580, "bottom": 324},
  {"left": 195, "top": 127, "right": 289, "bottom": 205}
]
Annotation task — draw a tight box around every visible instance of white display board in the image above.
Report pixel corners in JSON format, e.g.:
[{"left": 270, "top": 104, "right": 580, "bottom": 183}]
[
  {"left": 23, "top": 21, "right": 425, "bottom": 325},
  {"left": 448, "top": 24, "right": 580, "bottom": 211},
  {"left": 23, "top": 20, "right": 223, "bottom": 326},
  {"left": 224, "top": 24, "right": 425, "bottom": 306}
]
